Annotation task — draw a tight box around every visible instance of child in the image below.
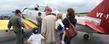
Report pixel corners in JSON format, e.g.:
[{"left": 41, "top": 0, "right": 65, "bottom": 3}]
[
  {"left": 56, "top": 13, "right": 65, "bottom": 44},
  {"left": 56, "top": 13, "right": 64, "bottom": 33},
  {"left": 27, "top": 28, "right": 44, "bottom": 44}
]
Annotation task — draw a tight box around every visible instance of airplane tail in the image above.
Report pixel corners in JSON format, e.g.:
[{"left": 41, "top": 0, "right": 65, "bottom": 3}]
[{"left": 86, "top": 0, "right": 109, "bottom": 34}]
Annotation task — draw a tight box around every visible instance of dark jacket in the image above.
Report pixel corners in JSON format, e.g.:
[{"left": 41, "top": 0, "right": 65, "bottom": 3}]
[
  {"left": 62, "top": 16, "right": 77, "bottom": 29},
  {"left": 8, "top": 15, "right": 25, "bottom": 44},
  {"left": 8, "top": 15, "right": 24, "bottom": 32}
]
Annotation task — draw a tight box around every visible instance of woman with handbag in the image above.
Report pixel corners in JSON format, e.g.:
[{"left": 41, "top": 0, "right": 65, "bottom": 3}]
[{"left": 61, "top": 8, "right": 77, "bottom": 44}]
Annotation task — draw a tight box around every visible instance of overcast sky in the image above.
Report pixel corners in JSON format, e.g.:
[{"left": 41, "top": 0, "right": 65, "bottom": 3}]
[{"left": 0, "top": 0, "right": 102, "bottom": 16}]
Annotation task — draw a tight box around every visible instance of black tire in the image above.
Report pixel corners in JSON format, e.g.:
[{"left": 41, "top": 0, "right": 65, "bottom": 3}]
[
  {"left": 83, "top": 34, "right": 89, "bottom": 40},
  {"left": 5, "top": 30, "right": 8, "bottom": 32}
]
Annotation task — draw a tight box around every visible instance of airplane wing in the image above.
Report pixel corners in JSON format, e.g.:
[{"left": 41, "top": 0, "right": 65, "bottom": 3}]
[
  {"left": 0, "top": 20, "right": 9, "bottom": 30},
  {"left": 0, "top": 19, "right": 37, "bottom": 30}
]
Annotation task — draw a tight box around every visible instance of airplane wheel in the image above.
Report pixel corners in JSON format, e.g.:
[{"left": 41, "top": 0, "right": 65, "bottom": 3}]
[
  {"left": 5, "top": 30, "right": 8, "bottom": 32},
  {"left": 83, "top": 34, "right": 89, "bottom": 40}
]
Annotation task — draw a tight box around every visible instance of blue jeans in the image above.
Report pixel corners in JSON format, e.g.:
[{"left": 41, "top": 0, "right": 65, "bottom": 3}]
[
  {"left": 60, "top": 33, "right": 71, "bottom": 44},
  {"left": 64, "top": 37, "right": 71, "bottom": 44}
]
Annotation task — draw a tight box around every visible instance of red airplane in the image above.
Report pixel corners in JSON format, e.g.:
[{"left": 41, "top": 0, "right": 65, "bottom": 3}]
[
  {"left": 21, "top": 0, "right": 108, "bottom": 39},
  {"left": 76, "top": 0, "right": 109, "bottom": 39}
]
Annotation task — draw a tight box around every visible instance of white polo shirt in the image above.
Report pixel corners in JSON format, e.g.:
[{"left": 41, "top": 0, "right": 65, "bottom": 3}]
[{"left": 28, "top": 33, "right": 44, "bottom": 44}]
